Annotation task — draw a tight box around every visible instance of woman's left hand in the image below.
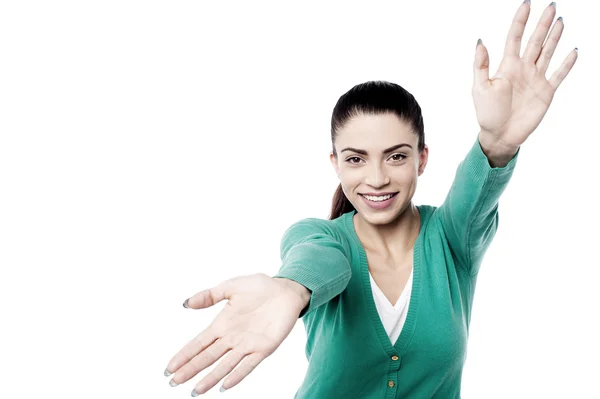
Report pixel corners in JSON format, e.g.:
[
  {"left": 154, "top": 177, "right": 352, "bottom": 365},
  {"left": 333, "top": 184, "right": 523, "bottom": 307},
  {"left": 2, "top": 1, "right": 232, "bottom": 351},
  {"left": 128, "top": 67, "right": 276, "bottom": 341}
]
[{"left": 472, "top": 1, "right": 578, "bottom": 151}]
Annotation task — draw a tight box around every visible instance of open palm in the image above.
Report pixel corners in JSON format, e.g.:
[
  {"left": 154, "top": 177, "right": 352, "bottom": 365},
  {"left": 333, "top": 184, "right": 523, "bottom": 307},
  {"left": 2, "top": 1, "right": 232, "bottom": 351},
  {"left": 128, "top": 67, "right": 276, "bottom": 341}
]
[
  {"left": 472, "top": 1, "right": 578, "bottom": 149},
  {"left": 164, "top": 274, "right": 307, "bottom": 395}
]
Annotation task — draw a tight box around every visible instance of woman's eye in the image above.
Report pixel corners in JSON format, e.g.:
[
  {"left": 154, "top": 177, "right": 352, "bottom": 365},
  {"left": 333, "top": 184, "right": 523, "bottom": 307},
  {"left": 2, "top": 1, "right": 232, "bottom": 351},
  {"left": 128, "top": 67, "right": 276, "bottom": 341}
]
[{"left": 345, "top": 154, "right": 405, "bottom": 164}]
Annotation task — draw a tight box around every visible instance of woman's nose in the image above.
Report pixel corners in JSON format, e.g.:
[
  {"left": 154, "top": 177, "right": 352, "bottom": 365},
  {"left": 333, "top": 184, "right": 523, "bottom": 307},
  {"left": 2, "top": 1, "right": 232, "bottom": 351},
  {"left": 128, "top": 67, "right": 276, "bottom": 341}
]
[{"left": 364, "top": 164, "right": 390, "bottom": 186}]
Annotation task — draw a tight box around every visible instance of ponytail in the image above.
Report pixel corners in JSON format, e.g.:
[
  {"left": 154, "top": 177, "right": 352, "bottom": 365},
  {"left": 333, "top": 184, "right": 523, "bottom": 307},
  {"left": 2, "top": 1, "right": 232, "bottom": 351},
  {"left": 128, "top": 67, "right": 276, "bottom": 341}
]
[{"left": 328, "top": 183, "right": 356, "bottom": 220}]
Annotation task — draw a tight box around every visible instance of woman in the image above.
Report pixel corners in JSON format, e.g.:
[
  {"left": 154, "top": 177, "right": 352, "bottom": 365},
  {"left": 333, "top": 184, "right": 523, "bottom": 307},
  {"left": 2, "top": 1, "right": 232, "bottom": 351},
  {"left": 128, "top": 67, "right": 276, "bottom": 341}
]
[{"left": 164, "top": 1, "right": 578, "bottom": 397}]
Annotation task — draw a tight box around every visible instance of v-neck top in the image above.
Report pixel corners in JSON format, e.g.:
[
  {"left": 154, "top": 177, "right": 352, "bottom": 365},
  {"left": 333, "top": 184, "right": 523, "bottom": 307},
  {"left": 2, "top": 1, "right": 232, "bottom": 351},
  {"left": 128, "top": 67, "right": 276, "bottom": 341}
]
[
  {"left": 369, "top": 267, "right": 414, "bottom": 345},
  {"left": 273, "top": 137, "right": 520, "bottom": 398}
]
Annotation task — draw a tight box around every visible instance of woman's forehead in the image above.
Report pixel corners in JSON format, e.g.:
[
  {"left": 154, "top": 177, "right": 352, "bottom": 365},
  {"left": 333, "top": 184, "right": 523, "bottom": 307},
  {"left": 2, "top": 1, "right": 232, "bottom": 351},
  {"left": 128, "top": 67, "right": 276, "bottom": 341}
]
[{"left": 336, "top": 113, "right": 416, "bottom": 148}]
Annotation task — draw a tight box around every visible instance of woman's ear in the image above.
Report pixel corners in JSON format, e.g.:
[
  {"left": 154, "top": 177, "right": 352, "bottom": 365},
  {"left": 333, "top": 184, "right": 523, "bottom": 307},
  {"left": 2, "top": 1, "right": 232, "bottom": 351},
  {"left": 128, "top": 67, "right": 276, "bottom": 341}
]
[{"left": 418, "top": 145, "right": 429, "bottom": 176}]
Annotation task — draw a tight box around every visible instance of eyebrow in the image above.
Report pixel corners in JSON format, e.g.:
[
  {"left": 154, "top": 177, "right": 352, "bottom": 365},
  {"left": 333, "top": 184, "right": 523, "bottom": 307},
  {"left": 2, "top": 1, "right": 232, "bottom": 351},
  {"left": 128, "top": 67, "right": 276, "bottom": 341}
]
[{"left": 340, "top": 143, "right": 413, "bottom": 155}]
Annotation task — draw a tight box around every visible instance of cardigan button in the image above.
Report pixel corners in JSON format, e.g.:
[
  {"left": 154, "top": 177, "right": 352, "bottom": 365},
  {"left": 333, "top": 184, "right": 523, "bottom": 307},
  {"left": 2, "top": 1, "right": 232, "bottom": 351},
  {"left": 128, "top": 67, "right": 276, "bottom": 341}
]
[
  {"left": 388, "top": 380, "right": 395, "bottom": 388},
  {"left": 391, "top": 355, "right": 399, "bottom": 361}
]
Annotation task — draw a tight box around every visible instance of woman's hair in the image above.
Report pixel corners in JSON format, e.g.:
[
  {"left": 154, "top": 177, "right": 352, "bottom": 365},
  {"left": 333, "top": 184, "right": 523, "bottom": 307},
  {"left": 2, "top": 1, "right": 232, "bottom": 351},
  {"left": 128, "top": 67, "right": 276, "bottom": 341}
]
[{"left": 328, "top": 80, "right": 425, "bottom": 220}]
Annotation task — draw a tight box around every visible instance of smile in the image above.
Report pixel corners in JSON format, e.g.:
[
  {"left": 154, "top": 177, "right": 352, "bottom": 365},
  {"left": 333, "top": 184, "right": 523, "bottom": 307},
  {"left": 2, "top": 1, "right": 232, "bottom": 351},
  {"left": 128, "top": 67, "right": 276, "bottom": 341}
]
[
  {"left": 359, "top": 192, "right": 399, "bottom": 210},
  {"left": 360, "top": 193, "right": 398, "bottom": 202}
]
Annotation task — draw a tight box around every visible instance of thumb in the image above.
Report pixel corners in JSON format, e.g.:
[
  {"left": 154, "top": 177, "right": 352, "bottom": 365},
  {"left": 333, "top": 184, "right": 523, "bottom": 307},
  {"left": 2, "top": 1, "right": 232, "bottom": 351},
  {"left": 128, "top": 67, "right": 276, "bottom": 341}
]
[
  {"left": 183, "top": 279, "right": 232, "bottom": 309},
  {"left": 473, "top": 38, "right": 490, "bottom": 87}
]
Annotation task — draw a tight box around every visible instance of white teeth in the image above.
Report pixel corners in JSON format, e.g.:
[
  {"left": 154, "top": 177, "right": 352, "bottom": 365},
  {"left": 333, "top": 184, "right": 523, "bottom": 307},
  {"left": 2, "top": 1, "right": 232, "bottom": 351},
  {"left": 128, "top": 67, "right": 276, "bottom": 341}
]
[{"left": 362, "top": 194, "right": 394, "bottom": 202}]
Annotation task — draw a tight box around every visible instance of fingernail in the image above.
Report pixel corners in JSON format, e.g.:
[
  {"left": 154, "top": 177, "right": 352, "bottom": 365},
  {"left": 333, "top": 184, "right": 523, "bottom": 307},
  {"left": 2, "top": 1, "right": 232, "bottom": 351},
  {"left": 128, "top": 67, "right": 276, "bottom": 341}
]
[
  {"left": 523, "top": 0, "right": 530, "bottom": 4},
  {"left": 220, "top": 386, "right": 227, "bottom": 393},
  {"left": 575, "top": 47, "right": 578, "bottom": 52},
  {"left": 191, "top": 389, "right": 199, "bottom": 397},
  {"left": 549, "top": 1, "right": 556, "bottom": 7},
  {"left": 183, "top": 298, "right": 189, "bottom": 308},
  {"left": 169, "top": 379, "right": 179, "bottom": 387},
  {"left": 476, "top": 38, "right": 482, "bottom": 49},
  {"left": 164, "top": 367, "right": 172, "bottom": 377}
]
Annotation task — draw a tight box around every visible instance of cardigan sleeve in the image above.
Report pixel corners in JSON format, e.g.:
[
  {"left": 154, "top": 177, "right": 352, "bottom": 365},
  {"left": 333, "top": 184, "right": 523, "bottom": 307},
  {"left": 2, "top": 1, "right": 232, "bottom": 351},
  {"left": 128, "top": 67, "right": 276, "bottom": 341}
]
[
  {"left": 272, "top": 218, "right": 352, "bottom": 318},
  {"left": 436, "top": 136, "right": 519, "bottom": 276}
]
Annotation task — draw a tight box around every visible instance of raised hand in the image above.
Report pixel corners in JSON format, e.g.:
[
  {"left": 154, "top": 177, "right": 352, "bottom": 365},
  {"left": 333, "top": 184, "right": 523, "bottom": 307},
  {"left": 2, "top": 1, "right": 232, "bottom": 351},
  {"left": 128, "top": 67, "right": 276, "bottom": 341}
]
[
  {"left": 472, "top": 0, "right": 578, "bottom": 150},
  {"left": 164, "top": 273, "right": 309, "bottom": 396}
]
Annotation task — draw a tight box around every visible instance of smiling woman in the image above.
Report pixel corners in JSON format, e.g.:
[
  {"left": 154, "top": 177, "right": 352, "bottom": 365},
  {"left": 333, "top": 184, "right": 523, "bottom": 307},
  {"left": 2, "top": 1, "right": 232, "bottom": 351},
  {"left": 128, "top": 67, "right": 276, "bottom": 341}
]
[
  {"left": 274, "top": 80, "right": 508, "bottom": 398},
  {"left": 163, "top": 1, "right": 579, "bottom": 397}
]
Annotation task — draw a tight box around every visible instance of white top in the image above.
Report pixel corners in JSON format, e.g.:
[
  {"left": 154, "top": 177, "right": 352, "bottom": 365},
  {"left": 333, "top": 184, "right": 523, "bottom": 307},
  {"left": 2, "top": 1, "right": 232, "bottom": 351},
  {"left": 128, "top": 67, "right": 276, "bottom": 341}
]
[{"left": 368, "top": 268, "right": 414, "bottom": 345}]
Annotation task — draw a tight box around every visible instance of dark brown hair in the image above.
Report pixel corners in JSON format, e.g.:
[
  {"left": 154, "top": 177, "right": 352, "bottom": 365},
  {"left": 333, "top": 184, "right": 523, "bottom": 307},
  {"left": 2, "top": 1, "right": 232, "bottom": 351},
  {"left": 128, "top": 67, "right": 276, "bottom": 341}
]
[{"left": 328, "top": 80, "right": 425, "bottom": 220}]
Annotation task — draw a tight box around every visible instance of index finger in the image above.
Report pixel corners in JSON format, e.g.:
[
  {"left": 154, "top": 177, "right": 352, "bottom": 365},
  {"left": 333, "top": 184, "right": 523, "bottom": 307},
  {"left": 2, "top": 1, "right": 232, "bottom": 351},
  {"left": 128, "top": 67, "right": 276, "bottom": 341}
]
[{"left": 504, "top": 0, "right": 532, "bottom": 57}]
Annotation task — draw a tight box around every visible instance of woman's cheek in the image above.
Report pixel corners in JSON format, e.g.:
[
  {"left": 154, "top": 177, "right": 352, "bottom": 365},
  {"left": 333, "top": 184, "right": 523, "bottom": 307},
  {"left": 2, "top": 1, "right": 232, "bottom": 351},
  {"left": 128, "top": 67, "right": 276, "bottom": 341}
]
[
  {"left": 393, "top": 169, "right": 415, "bottom": 185},
  {"left": 339, "top": 168, "right": 359, "bottom": 181}
]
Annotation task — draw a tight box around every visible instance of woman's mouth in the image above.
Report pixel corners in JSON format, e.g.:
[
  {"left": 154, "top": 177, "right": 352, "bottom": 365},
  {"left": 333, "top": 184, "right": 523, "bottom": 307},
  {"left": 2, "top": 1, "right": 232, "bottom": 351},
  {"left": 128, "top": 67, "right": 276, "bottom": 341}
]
[{"left": 359, "top": 192, "right": 398, "bottom": 210}]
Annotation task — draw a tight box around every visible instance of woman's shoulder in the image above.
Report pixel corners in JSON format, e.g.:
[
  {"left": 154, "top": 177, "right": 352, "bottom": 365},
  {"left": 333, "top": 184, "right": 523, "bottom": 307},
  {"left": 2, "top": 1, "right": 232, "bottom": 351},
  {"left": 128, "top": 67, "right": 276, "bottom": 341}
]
[
  {"left": 416, "top": 204, "right": 438, "bottom": 223},
  {"left": 282, "top": 212, "right": 351, "bottom": 242},
  {"left": 415, "top": 204, "right": 447, "bottom": 237},
  {"left": 279, "top": 213, "right": 355, "bottom": 260}
]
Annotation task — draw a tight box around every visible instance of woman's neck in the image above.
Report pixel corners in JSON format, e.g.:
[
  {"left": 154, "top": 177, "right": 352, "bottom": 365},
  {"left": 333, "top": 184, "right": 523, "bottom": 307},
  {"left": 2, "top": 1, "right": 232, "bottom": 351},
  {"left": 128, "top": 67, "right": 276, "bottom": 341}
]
[{"left": 354, "top": 203, "right": 421, "bottom": 263}]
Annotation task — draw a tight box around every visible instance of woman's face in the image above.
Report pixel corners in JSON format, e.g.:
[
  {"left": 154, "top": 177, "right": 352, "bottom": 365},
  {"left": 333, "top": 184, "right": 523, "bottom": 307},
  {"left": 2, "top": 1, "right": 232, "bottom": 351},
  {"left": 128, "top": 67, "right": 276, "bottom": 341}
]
[{"left": 330, "top": 112, "right": 428, "bottom": 225}]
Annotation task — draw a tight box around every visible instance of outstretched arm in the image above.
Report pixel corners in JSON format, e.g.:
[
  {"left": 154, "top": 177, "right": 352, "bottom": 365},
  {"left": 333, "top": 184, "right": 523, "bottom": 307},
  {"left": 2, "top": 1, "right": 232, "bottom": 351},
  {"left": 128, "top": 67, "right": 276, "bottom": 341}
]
[
  {"left": 439, "top": 1, "right": 578, "bottom": 275},
  {"left": 274, "top": 218, "right": 352, "bottom": 318}
]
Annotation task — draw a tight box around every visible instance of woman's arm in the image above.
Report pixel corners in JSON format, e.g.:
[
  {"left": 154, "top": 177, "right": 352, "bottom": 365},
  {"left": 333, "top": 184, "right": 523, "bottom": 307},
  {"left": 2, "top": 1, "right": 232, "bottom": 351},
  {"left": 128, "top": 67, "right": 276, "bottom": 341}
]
[
  {"left": 273, "top": 218, "right": 352, "bottom": 318},
  {"left": 438, "top": 1, "right": 578, "bottom": 275},
  {"left": 437, "top": 133, "right": 519, "bottom": 276}
]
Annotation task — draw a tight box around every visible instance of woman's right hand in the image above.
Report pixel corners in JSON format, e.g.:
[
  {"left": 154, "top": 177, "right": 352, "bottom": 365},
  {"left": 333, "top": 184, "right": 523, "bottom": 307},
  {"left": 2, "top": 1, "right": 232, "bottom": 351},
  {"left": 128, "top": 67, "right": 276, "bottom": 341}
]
[{"left": 164, "top": 273, "right": 310, "bottom": 396}]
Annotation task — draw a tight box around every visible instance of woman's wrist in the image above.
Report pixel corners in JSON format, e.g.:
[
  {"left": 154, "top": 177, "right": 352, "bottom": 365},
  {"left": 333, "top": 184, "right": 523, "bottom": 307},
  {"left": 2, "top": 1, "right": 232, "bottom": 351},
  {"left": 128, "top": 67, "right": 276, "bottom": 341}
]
[
  {"left": 478, "top": 130, "right": 520, "bottom": 168},
  {"left": 273, "top": 277, "right": 311, "bottom": 308}
]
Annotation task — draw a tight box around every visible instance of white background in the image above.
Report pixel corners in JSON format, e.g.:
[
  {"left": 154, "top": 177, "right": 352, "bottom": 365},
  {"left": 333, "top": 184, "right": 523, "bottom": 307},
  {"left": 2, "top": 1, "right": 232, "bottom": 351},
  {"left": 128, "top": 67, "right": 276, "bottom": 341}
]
[{"left": 1, "top": 0, "right": 599, "bottom": 398}]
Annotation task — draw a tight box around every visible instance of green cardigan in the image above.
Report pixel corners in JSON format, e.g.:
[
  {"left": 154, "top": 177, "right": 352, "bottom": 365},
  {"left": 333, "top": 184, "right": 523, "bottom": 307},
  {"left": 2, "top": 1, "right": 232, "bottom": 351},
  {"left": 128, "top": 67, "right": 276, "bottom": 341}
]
[{"left": 273, "top": 137, "right": 519, "bottom": 398}]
